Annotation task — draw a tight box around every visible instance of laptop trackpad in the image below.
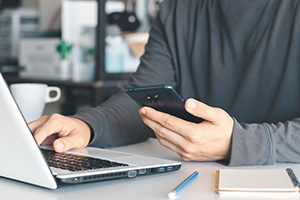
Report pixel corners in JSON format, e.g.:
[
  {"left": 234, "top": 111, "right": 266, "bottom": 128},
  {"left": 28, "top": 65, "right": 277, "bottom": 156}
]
[{"left": 67, "top": 147, "right": 132, "bottom": 158}]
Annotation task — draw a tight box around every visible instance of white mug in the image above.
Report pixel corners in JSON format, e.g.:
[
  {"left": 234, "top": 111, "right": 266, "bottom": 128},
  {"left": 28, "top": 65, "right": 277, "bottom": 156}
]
[{"left": 10, "top": 83, "right": 61, "bottom": 123}]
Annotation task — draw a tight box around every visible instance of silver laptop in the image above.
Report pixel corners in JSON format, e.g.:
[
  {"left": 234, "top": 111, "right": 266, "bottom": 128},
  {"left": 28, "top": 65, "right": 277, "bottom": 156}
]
[{"left": 0, "top": 73, "right": 181, "bottom": 189}]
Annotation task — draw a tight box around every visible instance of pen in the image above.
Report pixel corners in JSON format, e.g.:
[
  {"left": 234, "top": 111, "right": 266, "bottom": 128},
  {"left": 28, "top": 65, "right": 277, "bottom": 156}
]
[{"left": 167, "top": 171, "right": 199, "bottom": 199}]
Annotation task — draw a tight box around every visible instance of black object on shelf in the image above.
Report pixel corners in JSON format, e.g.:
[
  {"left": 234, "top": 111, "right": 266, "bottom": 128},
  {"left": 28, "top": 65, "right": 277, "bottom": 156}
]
[
  {"left": 107, "top": 12, "right": 140, "bottom": 31},
  {"left": 0, "top": 0, "right": 21, "bottom": 10},
  {"left": 96, "top": 0, "right": 134, "bottom": 81}
]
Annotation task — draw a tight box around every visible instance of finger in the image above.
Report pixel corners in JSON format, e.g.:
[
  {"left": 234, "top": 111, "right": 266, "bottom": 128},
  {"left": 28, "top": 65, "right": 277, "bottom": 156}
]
[
  {"left": 53, "top": 132, "right": 87, "bottom": 152},
  {"left": 185, "top": 98, "right": 222, "bottom": 123},
  {"left": 155, "top": 137, "right": 185, "bottom": 158},
  {"left": 140, "top": 108, "right": 191, "bottom": 149},
  {"left": 140, "top": 113, "right": 198, "bottom": 160},
  {"left": 140, "top": 107, "right": 196, "bottom": 136},
  {"left": 40, "top": 134, "right": 59, "bottom": 145},
  {"left": 33, "top": 114, "right": 67, "bottom": 145},
  {"left": 28, "top": 115, "right": 49, "bottom": 133},
  {"left": 140, "top": 111, "right": 184, "bottom": 141}
]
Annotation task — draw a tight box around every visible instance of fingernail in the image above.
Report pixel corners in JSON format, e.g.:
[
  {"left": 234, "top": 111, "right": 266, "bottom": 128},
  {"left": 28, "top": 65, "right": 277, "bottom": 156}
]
[
  {"left": 56, "top": 142, "right": 64, "bottom": 152},
  {"left": 140, "top": 108, "right": 146, "bottom": 115},
  {"left": 187, "top": 100, "right": 196, "bottom": 110}
]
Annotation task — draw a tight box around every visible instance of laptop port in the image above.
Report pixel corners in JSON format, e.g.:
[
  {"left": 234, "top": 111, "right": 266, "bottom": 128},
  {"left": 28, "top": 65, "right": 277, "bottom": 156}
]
[
  {"left": 167, "top": 166, "right": 173, "bottom": 171},
  {"left": 139, "top": 169, "right": 147, "bottom": 175},
  {"left": 158, "top": 167, "right": 165, "bottom": 172},
  {"left": 150, "top": 168, "right": 157, "bottom": 173},
  {"left": 128, "top": 170, "right": 137, "bottom": 178}
]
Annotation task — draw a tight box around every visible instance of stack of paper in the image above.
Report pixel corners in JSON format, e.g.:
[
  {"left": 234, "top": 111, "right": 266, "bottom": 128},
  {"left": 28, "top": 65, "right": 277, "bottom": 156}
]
[{"left": 215, "top": 168, "right": 300, "bottom": 196}]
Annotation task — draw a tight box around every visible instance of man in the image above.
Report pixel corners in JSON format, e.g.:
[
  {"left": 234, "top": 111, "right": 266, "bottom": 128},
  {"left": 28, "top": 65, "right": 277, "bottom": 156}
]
[{"left": 30, "top": 0, "right": 300, "bottom": 166}]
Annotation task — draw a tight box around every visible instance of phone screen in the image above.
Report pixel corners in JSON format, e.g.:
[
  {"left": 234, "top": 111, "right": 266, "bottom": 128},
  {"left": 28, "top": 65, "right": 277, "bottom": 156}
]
[{"left": 126, "top": 84, "right": 203, "bottom": 123}]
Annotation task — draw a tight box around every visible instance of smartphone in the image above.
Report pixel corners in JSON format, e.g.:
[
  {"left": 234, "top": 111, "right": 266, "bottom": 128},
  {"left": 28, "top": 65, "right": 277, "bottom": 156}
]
[{"left": 126, "top": 84, "right": 203, "bottom": 123}]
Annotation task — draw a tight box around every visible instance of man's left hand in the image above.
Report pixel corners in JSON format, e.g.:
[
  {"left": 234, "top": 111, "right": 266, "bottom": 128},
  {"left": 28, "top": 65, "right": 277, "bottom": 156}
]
[{"left": 139, "top": 98, "right": 234, "bottom": 161}]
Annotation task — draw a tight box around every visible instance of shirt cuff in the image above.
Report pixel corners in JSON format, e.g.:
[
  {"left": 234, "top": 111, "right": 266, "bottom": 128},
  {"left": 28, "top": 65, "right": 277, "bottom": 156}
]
[{"left": 227, "top": 118, "right": 275, "bottom": 166}]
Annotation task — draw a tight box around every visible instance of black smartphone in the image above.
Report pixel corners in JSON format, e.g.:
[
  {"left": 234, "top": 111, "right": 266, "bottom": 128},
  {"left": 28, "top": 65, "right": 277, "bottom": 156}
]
[{"left": 126, "top": 84, "right": 203, "bottom": 123}]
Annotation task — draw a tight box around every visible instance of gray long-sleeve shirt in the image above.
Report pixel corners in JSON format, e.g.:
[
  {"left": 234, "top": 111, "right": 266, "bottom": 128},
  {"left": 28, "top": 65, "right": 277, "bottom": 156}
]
[{"left": 74, "top": 0, "right": 300, "bottom": 166}]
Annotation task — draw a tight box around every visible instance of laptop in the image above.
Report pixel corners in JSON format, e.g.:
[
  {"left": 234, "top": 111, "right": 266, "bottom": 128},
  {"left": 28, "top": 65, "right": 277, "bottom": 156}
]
[{"left": 0, "top": 73, "right": 182, "bottom": 189}]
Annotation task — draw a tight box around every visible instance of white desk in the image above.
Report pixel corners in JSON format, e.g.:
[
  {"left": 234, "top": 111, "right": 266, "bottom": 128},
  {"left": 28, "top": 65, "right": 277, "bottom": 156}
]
[{"left": 1, "top": 138, "right": 300, "bottom": 200}]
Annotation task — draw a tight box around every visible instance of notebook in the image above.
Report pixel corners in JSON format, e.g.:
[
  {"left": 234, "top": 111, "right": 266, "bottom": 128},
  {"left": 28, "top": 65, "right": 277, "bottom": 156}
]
[
  {"left": 0, "top": 73, "right": 182, "bottom": 189},
  {"left": 215, "top": 168, "right": 300, "bottom": 195}
]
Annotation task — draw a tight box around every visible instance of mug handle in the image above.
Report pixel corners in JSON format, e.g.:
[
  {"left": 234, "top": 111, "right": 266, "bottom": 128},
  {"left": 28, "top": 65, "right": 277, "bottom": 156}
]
[{"left": 45, "top": 87, "right": 61, "bottom": 103}]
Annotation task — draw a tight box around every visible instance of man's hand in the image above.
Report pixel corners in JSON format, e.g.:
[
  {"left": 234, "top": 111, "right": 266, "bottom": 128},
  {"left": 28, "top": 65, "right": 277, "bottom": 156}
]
[
  {"left": 139, "top": 98, "right": 234, "bottom": 161},
  {"left": 28, "top": 114, "right": 91, "bottom": 152}
]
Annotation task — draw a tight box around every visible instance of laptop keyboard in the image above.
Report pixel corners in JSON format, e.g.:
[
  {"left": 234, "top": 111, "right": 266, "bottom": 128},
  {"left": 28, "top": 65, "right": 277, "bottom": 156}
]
[{"left": 41, "top": 149, "right": 129, "bottom": 172}]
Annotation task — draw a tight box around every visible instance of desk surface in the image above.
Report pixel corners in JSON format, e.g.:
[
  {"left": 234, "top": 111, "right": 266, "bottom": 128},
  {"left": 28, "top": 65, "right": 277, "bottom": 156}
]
[{"left": 1, "top": 138, "right": 300, "bottom": 200}]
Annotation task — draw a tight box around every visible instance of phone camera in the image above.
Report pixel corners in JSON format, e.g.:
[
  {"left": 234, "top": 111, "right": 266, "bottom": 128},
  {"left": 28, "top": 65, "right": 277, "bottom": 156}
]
[{"left": 146, "top": 94, "right": 161, "bottom": 103}]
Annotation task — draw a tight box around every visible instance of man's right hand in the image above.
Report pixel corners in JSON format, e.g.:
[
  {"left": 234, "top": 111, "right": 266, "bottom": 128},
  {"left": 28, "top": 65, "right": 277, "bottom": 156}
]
[{"left": 28, "top": 114, "right": 91, "bottom": 152}]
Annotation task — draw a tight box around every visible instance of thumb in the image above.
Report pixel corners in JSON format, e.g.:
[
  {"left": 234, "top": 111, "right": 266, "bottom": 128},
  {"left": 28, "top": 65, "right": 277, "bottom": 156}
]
[
  {"left": 185, "top": 98, "right": 222, "bottom": 123},
  {"left": 53, "top": 133, "right": 87, "bottom": 152}
]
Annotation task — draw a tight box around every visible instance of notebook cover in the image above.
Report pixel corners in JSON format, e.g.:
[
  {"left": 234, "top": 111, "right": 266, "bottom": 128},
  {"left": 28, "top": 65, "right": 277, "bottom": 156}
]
[{"left": 215, "top": 168, "right": 300, "bottom": 195}]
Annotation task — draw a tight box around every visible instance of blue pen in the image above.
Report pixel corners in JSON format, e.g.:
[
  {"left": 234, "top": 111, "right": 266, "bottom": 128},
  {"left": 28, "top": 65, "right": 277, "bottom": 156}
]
[{"left": 167, "top": 171, "right": 199, "bottom": 199}]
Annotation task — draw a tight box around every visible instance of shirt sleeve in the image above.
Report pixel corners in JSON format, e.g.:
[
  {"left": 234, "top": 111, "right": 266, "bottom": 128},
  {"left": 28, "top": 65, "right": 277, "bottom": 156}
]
[
  {"left": 229, "top": 118, "right": 300, "bottom": 166},
  {"left": 72, "top": 0, "right": 177, "bottom": 148}
]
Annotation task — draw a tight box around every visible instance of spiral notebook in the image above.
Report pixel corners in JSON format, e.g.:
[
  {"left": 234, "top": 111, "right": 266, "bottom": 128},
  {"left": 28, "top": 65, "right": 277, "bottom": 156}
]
[{"left": 215, "top": 168, "right": 300, "bottom": 195}]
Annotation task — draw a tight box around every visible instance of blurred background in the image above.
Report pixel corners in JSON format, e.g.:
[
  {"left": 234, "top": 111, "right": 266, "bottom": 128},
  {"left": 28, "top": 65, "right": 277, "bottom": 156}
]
[{"left": 0, "top": 0, "right": 163, "bottom": 115}]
